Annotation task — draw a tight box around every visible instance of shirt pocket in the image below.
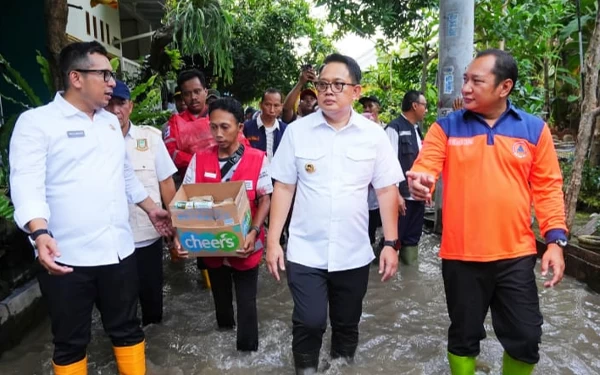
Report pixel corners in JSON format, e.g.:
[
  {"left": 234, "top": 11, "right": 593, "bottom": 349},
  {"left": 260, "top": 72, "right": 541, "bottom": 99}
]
[
  {"left": 400, "top": 134, "right": 416, "bottom": 155},
  {"left": 342, "top": 149, "right": 376, "bottom": 186},
  {"left": 131, "top": 152, "right": 157, "bottom": 188},
  {"left": 295, "top": 148, "right": 327, "bottom": 182}
]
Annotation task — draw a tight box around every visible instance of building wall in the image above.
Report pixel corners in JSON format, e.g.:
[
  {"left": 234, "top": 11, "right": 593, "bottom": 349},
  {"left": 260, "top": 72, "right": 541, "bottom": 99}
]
[{"left": 66, "top": 0, "right": 122, "bottom": 57}]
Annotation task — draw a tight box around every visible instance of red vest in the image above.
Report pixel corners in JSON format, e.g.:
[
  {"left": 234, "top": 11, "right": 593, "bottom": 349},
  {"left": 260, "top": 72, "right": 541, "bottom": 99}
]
[{"left": 195, "top": 146, "right": 265, "bottom": 270}]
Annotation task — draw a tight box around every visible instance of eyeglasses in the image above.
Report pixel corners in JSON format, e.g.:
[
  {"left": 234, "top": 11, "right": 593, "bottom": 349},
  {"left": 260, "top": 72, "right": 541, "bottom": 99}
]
[
  {"left": 415, "top": 102, "right": 427, "bottom": 106},
  {"left": 314, "top": 81, "right": 357, "bottom": 93},
  {"left": 74, "top": 69, "right": 116, "bottom": 82}
]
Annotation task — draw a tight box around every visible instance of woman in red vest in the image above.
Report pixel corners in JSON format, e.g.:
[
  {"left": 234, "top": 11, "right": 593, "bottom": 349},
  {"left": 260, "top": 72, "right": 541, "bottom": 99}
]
[{"left": 175, "top": 97, "right": 272, "bottom": 352}]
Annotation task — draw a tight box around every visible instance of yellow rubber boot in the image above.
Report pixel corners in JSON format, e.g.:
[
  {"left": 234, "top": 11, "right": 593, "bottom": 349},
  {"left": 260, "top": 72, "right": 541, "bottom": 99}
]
[
  {"left": 113, "top": 340, "right": 146, "bottom": 375},
  {"left": 52, "top": 356, "right": 87, "bottom": 375},
  {"left": 448, "top": 352, "right": 476, "bottom": 375},
  {"left": 502, "top": 352, "right": 535, "bottom": 375},
  {"left": 202, "top": 269, "right": 212, "bottom": 289}
]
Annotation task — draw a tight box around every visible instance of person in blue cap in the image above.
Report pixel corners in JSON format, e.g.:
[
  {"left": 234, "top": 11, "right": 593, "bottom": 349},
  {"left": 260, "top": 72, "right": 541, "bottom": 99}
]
[{"left": 106, "top": 80, "right": 178, "bottom": 326}]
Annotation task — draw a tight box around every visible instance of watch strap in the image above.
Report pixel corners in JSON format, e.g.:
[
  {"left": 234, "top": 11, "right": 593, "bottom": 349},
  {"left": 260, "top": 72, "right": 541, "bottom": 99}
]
[
  {"left": 250, "top": 225, "right": 261, "bottom": 235},
  {"left": 30, "top": 229, "right": 52, "bottom": 241},
  {"left": 383, "top": 239, "right": 400, "bottom": 251}
]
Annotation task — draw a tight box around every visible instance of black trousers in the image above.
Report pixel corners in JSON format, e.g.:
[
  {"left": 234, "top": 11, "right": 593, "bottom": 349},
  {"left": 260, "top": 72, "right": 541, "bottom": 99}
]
[
  {"left": 399, "top": 200, "right": 425, "bottom": 247},
  {"left": 442, "top": 255, "right": 543, "bottom": 364},
  {"left": 38, "top": 253, "right": 144, "bottom": 366},
  {"left": 135, "top": 239, "right": 164, "bottom": 326},
  {"left": 207, "top": 265, "right": 259, "bottom": 351},
  {"left": 287, "top": 262, "right": 370, "bottom": 359},
  {"left": 368, "top": 208, "right": 382, "bottom": 244}
]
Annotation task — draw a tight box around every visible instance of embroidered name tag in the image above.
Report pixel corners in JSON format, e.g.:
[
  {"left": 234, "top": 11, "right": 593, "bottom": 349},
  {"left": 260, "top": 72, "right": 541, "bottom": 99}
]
[
  {"left": 67, "top": 130, "right": 85, "bottom": 138},
  {"left": 399, "top": 131, "right": 412, "bottom": 136},
  {"left": 204, "top": 172, "right": 217, "bottom": 179}
]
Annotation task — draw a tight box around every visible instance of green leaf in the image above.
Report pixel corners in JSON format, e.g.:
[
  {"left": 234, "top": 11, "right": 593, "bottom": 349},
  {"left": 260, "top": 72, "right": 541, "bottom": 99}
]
[
  {"left": 110, "top": 57, "right": 120, "bottom": 72},
  {"left": 567, "top": 94, "right": 579, "bottom": 102},
  {"left": 0, "top": 54, "right": 42, "bottom": 107},
  {"left": 36, "top": 51, "right": 54, "bottom": 95}
]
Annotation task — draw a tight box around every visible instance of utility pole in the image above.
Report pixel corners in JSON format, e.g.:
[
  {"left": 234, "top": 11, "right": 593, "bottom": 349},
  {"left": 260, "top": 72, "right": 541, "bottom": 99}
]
[{"left": 433, "top": 0, "right": 475, "bottom": 234}]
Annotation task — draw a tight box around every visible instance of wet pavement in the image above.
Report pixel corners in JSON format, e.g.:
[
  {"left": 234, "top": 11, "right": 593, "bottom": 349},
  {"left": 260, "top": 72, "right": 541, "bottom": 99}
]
[{"left": 1, "top": 233, "right": 599, "bottom": 374}]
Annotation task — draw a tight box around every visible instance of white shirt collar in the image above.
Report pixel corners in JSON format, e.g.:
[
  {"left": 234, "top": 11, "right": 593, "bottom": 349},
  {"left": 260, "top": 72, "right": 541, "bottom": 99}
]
[
  {"left": 312, "top": 109, "right": 369, "bottom": 131},
  {"left": 257, "top": 114, "right": 280, "bottom": 130},
  {"left": 53, "top": 92, "right": 113, "bottom": 121}
]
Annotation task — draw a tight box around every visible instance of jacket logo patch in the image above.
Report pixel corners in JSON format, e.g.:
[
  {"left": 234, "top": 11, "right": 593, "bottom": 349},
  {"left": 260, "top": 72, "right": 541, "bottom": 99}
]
[
  {"left": 512, "top": 141, "right": 528, "bottom": 158},
  {"left": 247, "top": 136, "right": 260, "bottom": 142},
  {"left": 136, "top": 139, "right": 149, "bottom": 151}
]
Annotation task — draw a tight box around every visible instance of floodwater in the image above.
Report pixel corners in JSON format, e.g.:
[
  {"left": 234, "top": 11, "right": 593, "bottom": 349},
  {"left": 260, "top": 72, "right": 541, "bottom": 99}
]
[{"left": 1, "top": 233, "right": 600, "bottom": 374}]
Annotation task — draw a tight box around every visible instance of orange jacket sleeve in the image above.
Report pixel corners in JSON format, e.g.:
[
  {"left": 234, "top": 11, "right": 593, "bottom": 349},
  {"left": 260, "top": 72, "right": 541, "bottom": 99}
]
[
  {"left": 410, "top": 122, "right": 448, "bottom": 179},
  {"left": 530, "top": 124, "right": 568, "bottom": 238},
  {"left": 164, "top": 115, "right": 193, "bottom": 171}
]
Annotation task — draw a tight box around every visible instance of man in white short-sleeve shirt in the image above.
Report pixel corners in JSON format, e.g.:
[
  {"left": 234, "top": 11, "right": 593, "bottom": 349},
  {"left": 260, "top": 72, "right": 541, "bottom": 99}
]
[{"left": 266, "top": 53, "right": 404, "bottom": 373}]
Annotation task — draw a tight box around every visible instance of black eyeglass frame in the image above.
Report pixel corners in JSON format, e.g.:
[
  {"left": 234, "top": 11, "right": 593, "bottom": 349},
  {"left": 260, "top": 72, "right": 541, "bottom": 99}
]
[{"left": 74, "top": 69, "right": 116, "bottom": 82}]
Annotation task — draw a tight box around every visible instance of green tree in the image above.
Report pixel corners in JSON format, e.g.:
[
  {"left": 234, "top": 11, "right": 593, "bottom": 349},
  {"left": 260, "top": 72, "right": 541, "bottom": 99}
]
[
  {"left": 317, "top": 0, "right": 437, "bottom": 40},
  {"left": 150, "top": 0, "right": 234, "bottom": 82},
  {"left": 216, "top": 0, "right": 334, "bottom": 103}
]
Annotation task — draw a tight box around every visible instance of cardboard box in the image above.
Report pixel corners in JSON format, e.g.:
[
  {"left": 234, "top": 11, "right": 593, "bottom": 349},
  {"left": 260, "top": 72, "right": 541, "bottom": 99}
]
[{"left": 169, "top": 181, "right": 252, "bottom": 258}]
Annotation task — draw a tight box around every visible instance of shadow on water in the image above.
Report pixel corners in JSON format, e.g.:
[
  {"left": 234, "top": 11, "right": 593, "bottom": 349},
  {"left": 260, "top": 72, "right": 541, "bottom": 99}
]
[{"left": 1, "top": 233, "right": 600, "bottom": 374}]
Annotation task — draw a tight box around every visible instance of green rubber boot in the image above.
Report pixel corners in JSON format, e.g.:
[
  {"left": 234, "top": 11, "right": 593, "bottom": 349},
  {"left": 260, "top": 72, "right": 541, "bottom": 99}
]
[
  {"left": 502, "top": 352, "right": 535, "bottom": 375},
  {"left": 448, "top": 352, "right": 476, "bottom": 375},
  {"left": 399, "top": 245, "right": 419, "bottom": 265}
]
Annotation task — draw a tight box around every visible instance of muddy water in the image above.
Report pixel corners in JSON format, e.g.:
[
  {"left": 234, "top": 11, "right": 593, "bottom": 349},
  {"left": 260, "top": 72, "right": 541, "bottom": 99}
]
[{"left": 1, "top": 233, "right": 599, "bottom": 374}]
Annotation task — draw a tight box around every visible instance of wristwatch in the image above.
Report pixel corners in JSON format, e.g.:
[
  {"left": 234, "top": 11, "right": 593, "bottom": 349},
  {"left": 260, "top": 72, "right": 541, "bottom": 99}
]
[
  {"left": 382, "top": 239, "right": 400, "bottom": 251},
  {"left": 554, "top": 238, "right": 567, "bottom": 248},
  {"left": 249, "top": 225, "right": 261, "bottom": 235},
  {"left": 30, "top": 229, "right": 53, "bottom": 241}
]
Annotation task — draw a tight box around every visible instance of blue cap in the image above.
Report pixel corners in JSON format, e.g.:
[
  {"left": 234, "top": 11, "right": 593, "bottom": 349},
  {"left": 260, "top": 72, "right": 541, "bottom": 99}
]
[{"left": 112, "top": 80, "right": 131, "bottom": 100}]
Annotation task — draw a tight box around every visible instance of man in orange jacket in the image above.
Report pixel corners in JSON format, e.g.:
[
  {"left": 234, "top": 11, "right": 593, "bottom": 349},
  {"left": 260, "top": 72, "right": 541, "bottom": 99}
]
[
  {"left": 164, "top": 69, "right": 248, "bottom": 177},
  {"left": 407, "top": 49, "right": 567, "bottom": 375}
]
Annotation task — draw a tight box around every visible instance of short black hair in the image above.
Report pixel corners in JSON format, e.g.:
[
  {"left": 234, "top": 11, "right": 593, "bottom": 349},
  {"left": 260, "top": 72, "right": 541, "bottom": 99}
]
[
  {"left": 177, "top": 69, "right": 207, "bottom": 89},
  {"left": 208, "top": 97, "right": 244, "bottom": 124},
  {"left": 261, "top": 88, "right": 283, "bottom": 103},
  {"left": 475, "top": 49, "right": 518, "bottom": 95},
  {"left": 319, "top": 53, "right": 362, "bottom": 84},
  {"left": 401, "top": 90, "right": 425, "bottom": 112},
  {"left": 59, "top": 41, "right": 108, "bottom": 90}
]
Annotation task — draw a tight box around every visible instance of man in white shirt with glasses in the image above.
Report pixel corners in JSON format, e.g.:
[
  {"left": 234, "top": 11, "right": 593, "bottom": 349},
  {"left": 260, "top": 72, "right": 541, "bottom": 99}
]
[{"left": 266, "top": 53, "right": 404, "bottom": 374}]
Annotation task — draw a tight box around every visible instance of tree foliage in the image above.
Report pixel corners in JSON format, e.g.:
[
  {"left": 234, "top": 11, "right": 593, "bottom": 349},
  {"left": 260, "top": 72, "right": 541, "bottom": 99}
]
[
  {"left": 164, "top": 0, "right": 234, "bottom": 82},
  {"left": 216, "top": 0, "right": 334, "bottom": 103},
  {"left": 317, "top": 0, "right": 437, "bottom": 40}
]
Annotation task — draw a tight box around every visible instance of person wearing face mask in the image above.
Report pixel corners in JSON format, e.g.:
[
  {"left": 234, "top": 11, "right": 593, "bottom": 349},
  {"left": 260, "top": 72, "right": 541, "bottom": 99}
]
[
  {"left": 9, "top": 41, "right": 173, "bottom": 375},
  {"left": 359, "top": 95, "right": 384, "bottom": 127},
  {"left": 174, "top": 98, "right": 272, "bottom": 352},
  {"left": 106, "top": 80, "right": 177, "bottom": 327}
]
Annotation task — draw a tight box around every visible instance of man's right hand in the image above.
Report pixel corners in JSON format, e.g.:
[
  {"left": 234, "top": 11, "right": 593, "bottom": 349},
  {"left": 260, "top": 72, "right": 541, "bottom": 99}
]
[
  {"left": 299, "top": 68, "right": 317, "bottom": 85},
  {"left": 406, "top": 171, "right": 435, "bottom": 202},
  {"left": 36, "top": 235, "right": 73, "bottom": 275},
  {"left": 266, "top": 242, "right": 286, "bottom": 281}
]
